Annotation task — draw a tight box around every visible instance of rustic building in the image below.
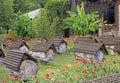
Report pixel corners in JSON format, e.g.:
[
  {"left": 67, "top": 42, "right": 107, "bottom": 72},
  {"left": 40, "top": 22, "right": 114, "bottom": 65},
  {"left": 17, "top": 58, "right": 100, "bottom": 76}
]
[
  {"left": 32, "top": 42, "right": 57, "bottom": 63},
  {"left": 9, "top": 41, "right": 29, "bottom": 53},
  {"left": 74, "top": 41, "right": 108, "bottom": 63},
  {"left": 48, "top": 37, "right": 67, "bottom": 53},
  {"left": 3, "top": 50, "right": 38, "bottom": 80}
]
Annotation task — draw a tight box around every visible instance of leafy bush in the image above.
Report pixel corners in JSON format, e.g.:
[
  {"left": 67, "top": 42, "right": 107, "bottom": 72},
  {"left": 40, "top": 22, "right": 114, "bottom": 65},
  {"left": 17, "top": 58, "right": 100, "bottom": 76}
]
[{"left": 64, "top": 2, "right": 101, "bottom": 36}]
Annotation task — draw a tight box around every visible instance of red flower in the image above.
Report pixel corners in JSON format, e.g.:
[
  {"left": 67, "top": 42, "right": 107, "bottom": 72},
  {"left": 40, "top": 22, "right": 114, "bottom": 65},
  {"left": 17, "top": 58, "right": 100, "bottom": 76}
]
[
  {"left": 62, "top": 67, "right": 67, "bottom": 71},
  {"left": 103, "top": 58, "right": 106, "bottom": 61},
  {"left": 75, "top": 59, "right": 84, "bottom": 63},
  {"left": 76, "top": 75, "right": 81, "bottom": 79},
  {"left": 2, "top": 80, "right": 5, "bottom": 83},
  {"left": 50, "top": 71, "right": 55, "bottom": 75},
  {"left": 91, "top": 70, "right": 95, "bottom": 75},
  {"left": 99, "top": 62, "right": 102, "bottom": 67},
  {"left": 45, "top": 73, "right": 50, "bottom": 79},
  {"left": 6, "top": 76, "right": 10, "bottom": 80},
  {"left": 83, "top": 67, "right": 88, "bottom": 76},
  {"left": 17, "top": 77, "right": 22, "bottom": 81},
  {"left": 90, "top": 59, "right": 94, "bottom": 63}
]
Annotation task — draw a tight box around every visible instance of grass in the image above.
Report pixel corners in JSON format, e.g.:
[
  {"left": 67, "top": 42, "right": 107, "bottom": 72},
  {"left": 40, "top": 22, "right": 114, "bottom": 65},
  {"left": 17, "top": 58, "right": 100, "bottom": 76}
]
[
  {"left": 1, "top": 42, "right": 120, "bottom": 83},
  {"left": 37, "top": 44, "right": 75, "bottom": 78}
]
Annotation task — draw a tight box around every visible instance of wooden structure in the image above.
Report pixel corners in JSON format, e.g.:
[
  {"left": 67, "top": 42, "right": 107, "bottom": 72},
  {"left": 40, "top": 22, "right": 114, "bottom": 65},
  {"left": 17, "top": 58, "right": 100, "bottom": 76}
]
[
  {"left": 9, "top": 41, "right": 29, "bottom": 53},
  {"left": 0, "top": 48, "right": 5, "bottom": 66},
  {"left": 49, "top": 37, "right": 67, "bottom": 53},
  {"left": 99, "top": 35, "right": 118, "bottom": 55},
  {"left": 32, "top": 43, "right": 57, "bottom": 63},
  {"left": 114, "top": 40, "right": 120, "bottom": 54},
  {"left": 3, "top": 50, "right": 38, "bottom": 80},
  {"left": 83, "top": 73, "right": 120, "bottom": 83},
  {"left": 99, "top": 35, "right": 116, "bottom": 46},
  {"left": 76, "top": 37, "right": 98, "bottom": 43},
  {"left": 115, "top": 0, "right": 120, "bottom": 35},
  {"left": 74, "top": 41, "right": 108, "bottom": 63}
]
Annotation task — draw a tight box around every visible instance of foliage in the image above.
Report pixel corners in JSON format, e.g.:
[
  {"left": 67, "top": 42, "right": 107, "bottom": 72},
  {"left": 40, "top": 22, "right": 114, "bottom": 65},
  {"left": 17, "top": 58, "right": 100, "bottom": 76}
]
[
  {"left": 13, "top": 0, "right": 40, "bottom": 13},
  {"left": 45, "top": 0, "right": 70, "bottom": 36},
  {"left": 64, "top": 2, "right": 101, "bottom": 36},
  {"left": 30, "top": 9, "right": 59, "bottom": 39},
  {"left": 0, "top": 0, "right": 15, "bottom": 34},
  {"left": 36, "top": 0, "right": 48, "bottom": 8},
  {"left": 13, "top": 14, "right": 32, "bottom": 38}
]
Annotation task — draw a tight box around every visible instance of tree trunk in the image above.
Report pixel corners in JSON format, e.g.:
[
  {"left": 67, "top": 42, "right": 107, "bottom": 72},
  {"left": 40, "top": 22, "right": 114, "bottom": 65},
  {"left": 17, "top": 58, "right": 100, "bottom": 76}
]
[
  {"left": 6, "top": 25, "right": 9, "bottom": 34},
  {"left": 71, "top": 0, "right": 77, "bottom": 13}
]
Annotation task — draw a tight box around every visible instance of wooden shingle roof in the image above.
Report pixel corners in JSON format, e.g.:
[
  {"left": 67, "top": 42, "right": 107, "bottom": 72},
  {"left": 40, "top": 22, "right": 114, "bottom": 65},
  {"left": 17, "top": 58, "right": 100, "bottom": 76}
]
[
  {"left": 99, "top": 36, "right": 117, "bottom": 46},
  {"left": 3, "top": 50, "right": 37, "bottom": 72},
  {"left": 48, "top": 37, "right": 67, "bottom": 47},
  {"left": 32, "top": 43, "right": 57, "bottom": 53},
  {"left": 74, "top": 41, "right": 108, "bottom": 55},
  {"left": 9, "top": 41, "right": 29, "bottom": 50},
  {"left": 76, "top": 37, "right": 98, "bottom": 43}
]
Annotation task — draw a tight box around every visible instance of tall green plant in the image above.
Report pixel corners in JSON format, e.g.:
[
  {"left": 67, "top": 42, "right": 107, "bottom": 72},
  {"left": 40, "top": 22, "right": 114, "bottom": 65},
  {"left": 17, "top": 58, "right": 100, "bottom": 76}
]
[
  {"left": 13, "top": 14, "right": 32, "bottom": 38},
  {"left": 30, "top": 9, "right": 58, "bottom": 39},
  {"left": 64, "top": 2, "right": 101, "bottom": 36},
  {"left": 0, "top": 0, "right": 15, "bottom": 34}
]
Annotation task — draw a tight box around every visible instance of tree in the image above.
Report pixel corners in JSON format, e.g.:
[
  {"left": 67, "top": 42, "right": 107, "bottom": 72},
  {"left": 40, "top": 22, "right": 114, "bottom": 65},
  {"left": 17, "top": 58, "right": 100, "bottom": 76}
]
[
  {"left": 13, "top": 0, "right": 40, "bottom": 13},
  {"left": 13, "top": 14, "right": 32, "bottom": 38},
  {"left": 36, "top": 0, "right": 48, "bottom": 8},
  {"left": 45, "top": 0, "right": 70, "bottom": 35},
  {"left": 30, "top": 9, "right": 58, "bottom": 39},
  {"left": 0, "top": 0, "right": 15, "bottom": 34},
  {"left": 64, "top": 2, "right": 101, "bottom": 36}
]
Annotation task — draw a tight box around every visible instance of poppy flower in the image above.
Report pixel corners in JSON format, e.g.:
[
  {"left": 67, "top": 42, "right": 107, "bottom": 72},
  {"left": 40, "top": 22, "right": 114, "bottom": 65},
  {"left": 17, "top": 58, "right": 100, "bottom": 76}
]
[
  {"left": 83, "top": 67, "right": 88, "bottom": 76},
  {"left": 2, "top": 80, "right": 5, "bottom": 83},
  {"left": 99, "top": 62, "right": 102, "bottom": 67},
  {"left": 76, "top": 75, "right": 81, "bottom": 79},
  {"left": 6, "top": 76, "right": 10, "bottom": 80},
  {"left": 45, "top": 73, "right": 50, "bottom": 79}
]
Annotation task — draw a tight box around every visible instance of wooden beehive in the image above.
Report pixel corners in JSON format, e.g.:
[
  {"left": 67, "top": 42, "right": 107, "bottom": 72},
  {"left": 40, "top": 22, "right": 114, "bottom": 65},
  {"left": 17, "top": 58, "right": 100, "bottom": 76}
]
[
  {"left": 3, "top": 50, "right": 38, "bottom": 80},
  {"left": 74, "top": 41, "right": 108, "bottom": 63},
  {"left": 48, "top": 37, "right": 67, "bottom": 53},
  {"left": 114, "top": 40, "right": 120, "bottom": 54},
  {"left": 3, "top": 50, "right": 37, "bottom": 72},
  {"left": 99, "top": 35, "right": 116, "bottom": 46},
  {"left": 76, "top": 37, "right": 98, "bottom": 43},
  {"left": 99, "top": 35, "right": 120, "bottom": 55},
  {"left": 32, "top": 42, "right": 57, "bottom": 62},
  {"left": 9, "top": 41, "right": 29, "bottom": 50}
]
